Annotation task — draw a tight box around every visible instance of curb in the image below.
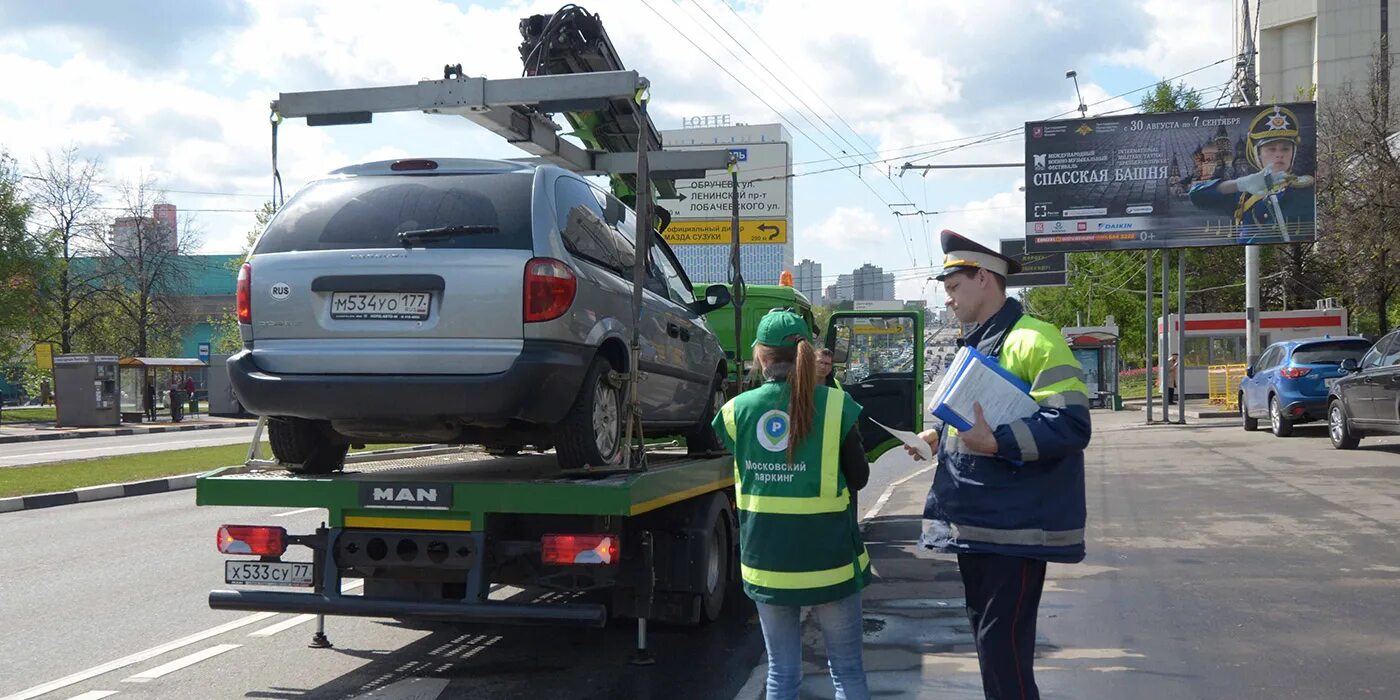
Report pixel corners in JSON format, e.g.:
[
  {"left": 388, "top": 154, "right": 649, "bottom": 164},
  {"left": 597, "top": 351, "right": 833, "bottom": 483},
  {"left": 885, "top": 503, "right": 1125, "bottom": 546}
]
[
  {"left": 0, "top": 419, "right": 258, "bottom": 445},
  {"left": 0, "top": 444, "right": 460, "bottom": 514}
]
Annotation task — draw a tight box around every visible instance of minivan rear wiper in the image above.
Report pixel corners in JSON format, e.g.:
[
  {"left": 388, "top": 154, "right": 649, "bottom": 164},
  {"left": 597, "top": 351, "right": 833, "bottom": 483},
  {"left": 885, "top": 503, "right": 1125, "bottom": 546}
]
[{"left": 397, "top": 225, "right": 499, "bottom": 244}]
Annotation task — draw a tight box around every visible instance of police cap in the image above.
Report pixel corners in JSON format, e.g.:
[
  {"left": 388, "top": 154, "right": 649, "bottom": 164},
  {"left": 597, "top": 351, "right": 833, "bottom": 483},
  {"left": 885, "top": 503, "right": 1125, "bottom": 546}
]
[{"left": 934, "top": 229, "right": 1022, "bottom": 281}]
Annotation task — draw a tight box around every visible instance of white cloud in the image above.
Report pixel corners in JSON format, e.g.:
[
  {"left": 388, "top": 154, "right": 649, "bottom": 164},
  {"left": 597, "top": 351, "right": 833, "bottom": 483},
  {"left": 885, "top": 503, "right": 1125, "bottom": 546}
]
[
  {"left": 807, "top": 206, "right": 895, "bottom": 250},
  {"left": 1106, "top": 0, "right": 1237, "bottom": 90}
]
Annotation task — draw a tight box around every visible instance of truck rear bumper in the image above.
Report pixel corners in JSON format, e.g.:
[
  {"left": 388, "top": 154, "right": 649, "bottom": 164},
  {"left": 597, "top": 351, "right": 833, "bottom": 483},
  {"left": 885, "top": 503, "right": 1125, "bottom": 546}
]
[{"left": 209, "top": 588, "right": 607, "bottom": 627}]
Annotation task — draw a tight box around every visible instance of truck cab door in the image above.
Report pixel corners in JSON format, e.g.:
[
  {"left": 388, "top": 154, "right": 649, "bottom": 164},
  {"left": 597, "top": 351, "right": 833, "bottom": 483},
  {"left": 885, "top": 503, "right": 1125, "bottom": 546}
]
[{"left": 826, "top": 310, "right": 925, "bottom": 461}]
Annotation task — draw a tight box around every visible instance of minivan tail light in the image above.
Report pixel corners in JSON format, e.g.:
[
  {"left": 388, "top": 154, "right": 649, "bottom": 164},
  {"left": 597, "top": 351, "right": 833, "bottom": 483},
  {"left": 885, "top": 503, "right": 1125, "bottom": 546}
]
[
  {"left": 1279, "top": 367, "right": 1310, "bottom": 379},
  {"left": 524, "top": 258, "right": 576, "bottom": 322},
  {"left": 236, "top": 263, "right": 252, "bottom": 324},
  {"left": 541, "top": 534, "right": 619, "bottom": 565},
  {"left": 218, "top": 524, "right": 287, "bottom": 556}
]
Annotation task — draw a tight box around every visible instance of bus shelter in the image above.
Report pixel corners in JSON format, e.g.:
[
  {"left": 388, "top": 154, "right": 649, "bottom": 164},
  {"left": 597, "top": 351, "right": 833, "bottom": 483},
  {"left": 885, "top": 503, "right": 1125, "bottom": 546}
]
[
  {"left": 118, "top": 357, "right": 209, "bottom": 422},
  {"left": 1063, "top": 326, "right": 1120, "bottom": 410}
]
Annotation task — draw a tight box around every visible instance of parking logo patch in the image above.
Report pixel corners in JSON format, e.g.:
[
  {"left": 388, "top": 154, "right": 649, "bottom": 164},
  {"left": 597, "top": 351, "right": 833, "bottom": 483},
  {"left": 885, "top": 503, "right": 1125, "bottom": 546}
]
[{"left": 757, "top": 409, "right": 790, "bottom": 452}]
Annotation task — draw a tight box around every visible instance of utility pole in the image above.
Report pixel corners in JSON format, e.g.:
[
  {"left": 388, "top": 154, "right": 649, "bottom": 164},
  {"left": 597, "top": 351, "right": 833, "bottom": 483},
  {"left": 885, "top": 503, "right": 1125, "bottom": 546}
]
[
  {"left": 729, "top": 153, "right": 745, "bottom": 394},
  {"left": 1240, "top": 0, "right": 1263, "bottom": 367},
  {"left": 1144, "top": 250, "right": 1154, "bottom": 424}
]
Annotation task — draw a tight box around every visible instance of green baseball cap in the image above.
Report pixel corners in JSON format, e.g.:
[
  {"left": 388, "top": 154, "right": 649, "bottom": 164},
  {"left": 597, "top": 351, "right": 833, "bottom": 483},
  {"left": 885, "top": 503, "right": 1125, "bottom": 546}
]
[{"left": 753, "top": 309, "right": 813, "bottom": 348}]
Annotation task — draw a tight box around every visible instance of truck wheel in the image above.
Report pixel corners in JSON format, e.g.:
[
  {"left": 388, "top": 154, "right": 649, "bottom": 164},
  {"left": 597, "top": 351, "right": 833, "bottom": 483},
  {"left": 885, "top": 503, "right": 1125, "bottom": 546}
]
[
  {"left": 698, "top": 493, "right": 732, "bottom": 623},
  {"left": 269, "top": 417, "right": 349, "bottom": 474},
  {"left": 685, "top": 373, "right": 727, "bottom": 456},
  {"left": 553, "top": 355, "right": 624, "bottom": 469}
]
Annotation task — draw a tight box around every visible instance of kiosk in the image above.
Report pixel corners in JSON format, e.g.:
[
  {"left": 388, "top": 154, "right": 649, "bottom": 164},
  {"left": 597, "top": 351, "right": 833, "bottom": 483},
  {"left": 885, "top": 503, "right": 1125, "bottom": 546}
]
[{"left": 53, "top": 354, "right": 121, "bottom": 427}]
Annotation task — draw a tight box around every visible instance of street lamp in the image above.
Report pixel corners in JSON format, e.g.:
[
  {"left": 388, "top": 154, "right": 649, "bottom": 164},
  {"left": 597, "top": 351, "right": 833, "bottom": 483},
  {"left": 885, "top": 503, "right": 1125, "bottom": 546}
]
[{"left": 1065, "top": 70, "right": 1087, "bottom": 119}]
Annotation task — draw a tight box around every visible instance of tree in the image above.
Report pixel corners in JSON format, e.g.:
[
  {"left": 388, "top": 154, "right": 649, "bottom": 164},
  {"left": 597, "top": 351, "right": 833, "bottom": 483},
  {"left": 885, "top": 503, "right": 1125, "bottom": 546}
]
[
  {"left": 1316, "top": 51, "right": 1400, "bottom": 335},
  {"left": 93, "top": 176, "right": 198, "bottom": 356},
  {"left": 1139, "top": 79, "right": 1204, "bottom": 114},
  {"left": 0, "top": 150, "right": 43, "bottom": 363},
  {"left": 210, "top": 201, "right": 275, "bottom": 354},
  {"left": 28, "top": 147, "right": 108, "bottom": 353}
]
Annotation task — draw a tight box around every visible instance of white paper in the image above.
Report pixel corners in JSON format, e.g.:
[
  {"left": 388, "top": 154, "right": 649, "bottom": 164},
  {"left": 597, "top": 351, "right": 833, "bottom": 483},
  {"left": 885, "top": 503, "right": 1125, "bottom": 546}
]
[
  {"left": 942, "top": 359, "right": 1040, "bottom": 429},
  {"left": 871, "top": 418, "right": 934, "bottom": 462}
]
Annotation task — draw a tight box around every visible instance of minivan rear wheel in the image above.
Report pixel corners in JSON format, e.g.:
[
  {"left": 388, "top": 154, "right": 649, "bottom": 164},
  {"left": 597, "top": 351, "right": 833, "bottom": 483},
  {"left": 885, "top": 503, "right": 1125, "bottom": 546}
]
[
  {"left": 685, "top": 373, "right": 728, "bottom": 456},
  {"left": 553, "top": 355, "right": 624, "bottom": 469},
  {"left": 269, "top": 417, "right": 349, "bottom": 474}
]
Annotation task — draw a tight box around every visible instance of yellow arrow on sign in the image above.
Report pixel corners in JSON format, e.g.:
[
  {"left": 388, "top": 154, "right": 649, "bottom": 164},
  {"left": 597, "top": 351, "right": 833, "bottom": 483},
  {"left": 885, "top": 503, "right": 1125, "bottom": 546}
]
[{"left": 662, "top": 219, "right": 787, "bottom": 245}]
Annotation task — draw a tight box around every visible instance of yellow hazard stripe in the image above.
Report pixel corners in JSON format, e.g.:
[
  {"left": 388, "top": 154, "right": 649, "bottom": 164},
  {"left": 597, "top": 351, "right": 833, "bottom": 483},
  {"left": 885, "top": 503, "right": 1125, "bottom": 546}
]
[
  {"left": 741, "top": 550, "right": 870, "bottom": 589},
  {"left": 344, "top": 515, "right": 473, "bottom": 532}
]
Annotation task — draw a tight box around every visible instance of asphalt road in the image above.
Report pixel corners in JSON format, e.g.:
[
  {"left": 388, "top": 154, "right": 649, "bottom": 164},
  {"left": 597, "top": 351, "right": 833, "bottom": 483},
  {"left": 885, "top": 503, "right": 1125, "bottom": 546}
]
[{"left": 0, "top": 427, "right": 260, "bottom": 468}]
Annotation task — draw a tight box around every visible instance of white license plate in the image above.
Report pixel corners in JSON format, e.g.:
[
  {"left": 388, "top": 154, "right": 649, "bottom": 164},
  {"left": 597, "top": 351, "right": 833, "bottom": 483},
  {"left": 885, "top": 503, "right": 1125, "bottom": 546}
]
[
  {"left": 225, "top": 560, "right": 314, "bottom": 587},
  {"left": 330, "top": 292, "right": 431, "bottom": 321}
]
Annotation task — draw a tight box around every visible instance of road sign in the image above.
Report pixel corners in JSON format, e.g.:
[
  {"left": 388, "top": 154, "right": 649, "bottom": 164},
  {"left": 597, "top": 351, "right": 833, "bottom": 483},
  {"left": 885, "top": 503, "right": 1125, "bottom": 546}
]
[
  {"left": 34, "top": 342, "right": 55, "bottom": 370},
  {"left": 656, "top": 142, "right": 789, "bottom": 220},
  {"left": 198, "top": 342, "right": 211, "bottom": 363},
  {"left": 999, "top": 239, "right": 1068, "bottom": 287},
  {"left": 662, "top": 219, "right": 787, "bottom": 245}
]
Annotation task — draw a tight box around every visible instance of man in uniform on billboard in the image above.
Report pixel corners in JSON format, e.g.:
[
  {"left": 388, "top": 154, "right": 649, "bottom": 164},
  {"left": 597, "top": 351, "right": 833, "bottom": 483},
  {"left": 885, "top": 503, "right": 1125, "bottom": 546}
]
[{"left": 1188, "top": 105, "right": 1315, "bottom": 244}]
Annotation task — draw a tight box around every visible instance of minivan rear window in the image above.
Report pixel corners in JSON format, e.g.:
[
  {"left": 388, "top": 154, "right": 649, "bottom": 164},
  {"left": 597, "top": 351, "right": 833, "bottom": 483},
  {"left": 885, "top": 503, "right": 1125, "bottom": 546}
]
[
  {"left": 1291, "top": 340, "right": 1371, "bottom": 364},
  {"left": 254, "top": 173, "right": 534, "bottom": 253}
]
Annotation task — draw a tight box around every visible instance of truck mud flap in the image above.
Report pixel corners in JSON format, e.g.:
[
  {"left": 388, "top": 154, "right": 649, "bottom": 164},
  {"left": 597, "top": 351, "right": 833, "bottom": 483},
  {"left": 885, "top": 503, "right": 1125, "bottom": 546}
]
[{"left": 208, "top": 589, "right": 607, "bottom": 627}]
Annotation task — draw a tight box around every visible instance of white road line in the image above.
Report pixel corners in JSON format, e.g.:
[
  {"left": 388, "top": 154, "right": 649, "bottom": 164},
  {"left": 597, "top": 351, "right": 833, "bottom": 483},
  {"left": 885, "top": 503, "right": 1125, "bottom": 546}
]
[
  {"left": 0, "top": 613, "right": 275, "bottom": 700},
  {"left": 271, "top": 507, "right": 320, "bottom": 517},
  {"left": 249, "top": 614, "right": 317, "bottom": 637},
  {"left": 63, "top": 692, "right": 119, "bottom": 700},
  {"left": 122, "top": 644, "right": 241, "bottom": 683},
  {"left": 863, "top": 463, "right": 937, "bottom": 524}
]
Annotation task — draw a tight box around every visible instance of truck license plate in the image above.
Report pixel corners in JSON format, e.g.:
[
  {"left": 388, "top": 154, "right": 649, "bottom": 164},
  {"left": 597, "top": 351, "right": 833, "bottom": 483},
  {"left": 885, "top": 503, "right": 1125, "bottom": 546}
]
[
  {"left": 330, "top": 292, "right": 431, "bottom": 321},
  {"left": 225, "top": 560, "right": 314, "bottom": 587}
]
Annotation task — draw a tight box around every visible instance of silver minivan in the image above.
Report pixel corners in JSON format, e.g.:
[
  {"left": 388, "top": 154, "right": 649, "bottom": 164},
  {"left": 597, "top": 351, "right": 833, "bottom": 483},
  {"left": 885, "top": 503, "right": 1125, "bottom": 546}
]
[{"left": 228, "top": 158, "right": 731, "bottom": 472}]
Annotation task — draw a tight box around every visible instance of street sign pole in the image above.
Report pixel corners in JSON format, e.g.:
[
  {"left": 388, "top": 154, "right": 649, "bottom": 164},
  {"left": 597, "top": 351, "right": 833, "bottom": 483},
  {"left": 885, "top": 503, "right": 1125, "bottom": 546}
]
[
  {"left": 1160, "top": 250, "right": 1170, "bottom": 423},
  {"left": 1177, "top": 249, "right": 1187, "bottom": 424},
  {"left": 1144, "top": 250, "right": 1154, "bottom": 424},
  {"left": 729, "top": 154, "right": 744, "bottom": 394}
]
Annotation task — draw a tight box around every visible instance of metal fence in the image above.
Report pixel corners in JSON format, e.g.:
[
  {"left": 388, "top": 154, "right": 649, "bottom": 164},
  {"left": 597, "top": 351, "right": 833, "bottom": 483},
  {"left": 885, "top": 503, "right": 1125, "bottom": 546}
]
[{"left": 1207, "top": 364, "right": 1248, "bottom": 408}]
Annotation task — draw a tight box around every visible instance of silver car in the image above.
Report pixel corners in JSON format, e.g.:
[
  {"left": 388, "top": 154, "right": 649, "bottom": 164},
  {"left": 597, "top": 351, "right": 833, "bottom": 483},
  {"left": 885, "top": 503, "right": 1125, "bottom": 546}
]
[{"left": 228, "top": 158, "right": 731, "bottom": 472}]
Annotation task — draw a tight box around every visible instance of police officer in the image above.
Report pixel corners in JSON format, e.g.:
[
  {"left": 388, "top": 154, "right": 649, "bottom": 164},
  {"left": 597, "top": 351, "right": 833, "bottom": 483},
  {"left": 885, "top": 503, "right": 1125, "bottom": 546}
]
[
  {"left": 1189, "top": 104, "right": 1315, "bottom": 244},
  {"left": 909, "top": 230, "right": 1092, "bottom": 700},
  {"left": 712, "top": 309, "right": 872, "bottom": 700}
]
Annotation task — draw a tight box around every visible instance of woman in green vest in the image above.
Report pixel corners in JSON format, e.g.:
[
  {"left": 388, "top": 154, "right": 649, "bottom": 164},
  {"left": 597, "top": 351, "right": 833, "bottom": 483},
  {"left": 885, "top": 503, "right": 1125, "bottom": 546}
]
[{"left": 711, "top": 309, "right": 872, "bottom": 700}]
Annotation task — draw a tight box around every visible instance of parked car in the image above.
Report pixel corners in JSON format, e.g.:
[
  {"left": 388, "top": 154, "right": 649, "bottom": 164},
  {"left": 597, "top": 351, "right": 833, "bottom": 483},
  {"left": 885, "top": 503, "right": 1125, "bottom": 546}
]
[
  {"left": 228, "top": 158, "right": 731, "bottom": 473},
  {"left": 1326, "top": 329, "right": 1400, "bottom": 449},
  {"left": 1239, "top": 335, "right": 1373, "bottom": 437}
]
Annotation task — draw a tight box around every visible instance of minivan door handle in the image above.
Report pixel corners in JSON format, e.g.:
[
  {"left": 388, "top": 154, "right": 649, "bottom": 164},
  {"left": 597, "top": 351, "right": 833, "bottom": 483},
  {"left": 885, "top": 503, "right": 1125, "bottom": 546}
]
[{"left": 667, "top": 322, "right": 681, "bottom": 338}]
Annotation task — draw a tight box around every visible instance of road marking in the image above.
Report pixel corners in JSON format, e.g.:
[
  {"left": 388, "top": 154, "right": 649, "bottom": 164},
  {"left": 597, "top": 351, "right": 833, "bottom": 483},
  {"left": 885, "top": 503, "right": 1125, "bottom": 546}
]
[
  {"left": 249, "top": 614, "right": 317, "bottom": 637},
  {"left": 0, "top": 613, "right": 274, "bottom": 700},
  {"left": 863, "top": 463, "right": 936, "bottom": 524},
  {"left": 122, "top": 644, "right": 241, "bottom": 683},
  {"left": 271, "top": 507, "right": 320, "bottom": 517},
  {"left": 63, "top": 692, "right": 119, "bottom": 700},
  {"left": 346, "top": 677, "right": 449, "bottom": 700}
]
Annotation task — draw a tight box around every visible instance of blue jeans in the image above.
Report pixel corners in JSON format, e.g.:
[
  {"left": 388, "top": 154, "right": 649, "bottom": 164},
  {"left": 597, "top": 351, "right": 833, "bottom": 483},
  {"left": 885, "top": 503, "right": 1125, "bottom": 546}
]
[{"left": 755, "top": 591, "right": 870, "bottom": 700}]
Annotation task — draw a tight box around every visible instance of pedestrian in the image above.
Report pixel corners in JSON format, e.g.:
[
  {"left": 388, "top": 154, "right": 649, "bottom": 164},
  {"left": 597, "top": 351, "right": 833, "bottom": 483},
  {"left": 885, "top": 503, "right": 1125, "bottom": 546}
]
[
  {"left": 711, "top": 309, "right": 872, "bottom": 700},
  {"left": 908, "top": 230, "right": 1092, "bottom": 700},
  {"left": 184, "top": 375, "right": 197, "bottom": 416},
  {"left": 817, "top": 347, "right": 841, "bottom": 388},
  {"left": 145, "top": 380, "right": 157, "bottom": 422},
  {"left": 1165, "top": 353, "right": 1179, "bottom": 406}
]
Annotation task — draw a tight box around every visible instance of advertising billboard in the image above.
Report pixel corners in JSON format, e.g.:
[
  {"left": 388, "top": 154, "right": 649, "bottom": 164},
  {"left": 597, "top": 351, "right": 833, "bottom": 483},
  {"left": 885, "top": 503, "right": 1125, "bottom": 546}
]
[
  {"left": 999, "top": 239, "right": 1067, "bottom": 287},
  {"left": 1024, "top": 102, "right": 1316, "bottom": 252}
]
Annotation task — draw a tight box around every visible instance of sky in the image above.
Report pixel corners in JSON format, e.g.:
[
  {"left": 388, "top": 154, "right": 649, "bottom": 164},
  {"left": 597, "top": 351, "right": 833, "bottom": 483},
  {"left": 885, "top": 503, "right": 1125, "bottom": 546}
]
[{"left": 0, "top": 0, "right": 1236, "bottom": 306}]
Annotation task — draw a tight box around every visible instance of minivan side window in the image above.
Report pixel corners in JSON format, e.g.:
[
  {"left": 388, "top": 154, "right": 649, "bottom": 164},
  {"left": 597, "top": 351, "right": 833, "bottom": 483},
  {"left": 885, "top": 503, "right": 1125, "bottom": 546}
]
[
  {"left": 648, "top": 236, "right": 696, "bottom": 307},
  {"left": 555, "top": 177, "right": 629, "bottom": 276}
]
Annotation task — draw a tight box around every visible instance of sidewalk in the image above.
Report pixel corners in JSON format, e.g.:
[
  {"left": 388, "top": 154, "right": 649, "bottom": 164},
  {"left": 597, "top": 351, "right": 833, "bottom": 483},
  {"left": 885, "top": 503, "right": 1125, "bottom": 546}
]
[
  {"left": 1121, "top": 397, "right": 1239, "bottom": 419},
  {"left": 0, "top": 415, "right": 258, "bottom": 445}
]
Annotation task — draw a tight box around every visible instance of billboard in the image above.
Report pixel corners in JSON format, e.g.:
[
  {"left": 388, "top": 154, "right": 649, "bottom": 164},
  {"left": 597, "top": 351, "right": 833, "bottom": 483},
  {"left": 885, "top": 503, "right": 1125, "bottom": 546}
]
[
  {"left": 999, "top": 239, "right": 1067, "bottom": 287},
  {"left": 1024, "top": 102, "right": 1316, "bottom": 252}
]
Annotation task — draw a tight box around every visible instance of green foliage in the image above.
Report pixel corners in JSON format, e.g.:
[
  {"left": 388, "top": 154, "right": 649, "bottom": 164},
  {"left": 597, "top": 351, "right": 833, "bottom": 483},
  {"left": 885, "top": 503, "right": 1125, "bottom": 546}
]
[
  {"left": 209, "top": 201, "right": 275, "bottom": 355},
  {"left": 1138, "top": 80, "right": 1204, "bottom": 114},
  {"left": 0, "top": 151, "right": 44, "bottom": 362}
]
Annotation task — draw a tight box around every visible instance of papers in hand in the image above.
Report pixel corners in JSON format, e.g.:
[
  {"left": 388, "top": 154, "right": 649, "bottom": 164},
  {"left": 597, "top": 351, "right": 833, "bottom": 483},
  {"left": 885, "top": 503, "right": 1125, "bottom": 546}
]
[
  {"left": 927, "top": 346, "right": 1039, "bottom": 431},
  {"left": 871, "top": 418, "right": 933, "bottom": 462}
]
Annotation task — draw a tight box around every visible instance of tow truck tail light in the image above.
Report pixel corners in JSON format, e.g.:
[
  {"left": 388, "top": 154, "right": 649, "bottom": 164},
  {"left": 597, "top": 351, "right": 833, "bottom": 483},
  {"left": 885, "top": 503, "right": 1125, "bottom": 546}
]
[
  {"left": 1279, "top": 367, "right": 1310, "bottom": 379},
  {"left": 218, "top": 525, "right": 287, "bottom": 556},
  {"left": 541, "top": 534, "right": 618, "bottom": 565},
  {"left": 235, "top": 263, "right": 252, "bottom": 324},
  {"left": 524, "top": 258, "right": 576, "bottom": 323}
]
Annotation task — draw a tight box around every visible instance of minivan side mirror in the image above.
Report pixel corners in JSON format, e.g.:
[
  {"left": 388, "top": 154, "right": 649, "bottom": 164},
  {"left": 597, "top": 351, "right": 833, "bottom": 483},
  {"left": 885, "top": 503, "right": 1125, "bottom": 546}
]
[
  {"left": 1245, "top": 365, "right": 1255, "bottom": 378},
  {"left": 690, "top": 284, "right": 731, "bottom": 315},
  {"left": 1339, "top": 358, "right": 1359, "bottom": 374}
]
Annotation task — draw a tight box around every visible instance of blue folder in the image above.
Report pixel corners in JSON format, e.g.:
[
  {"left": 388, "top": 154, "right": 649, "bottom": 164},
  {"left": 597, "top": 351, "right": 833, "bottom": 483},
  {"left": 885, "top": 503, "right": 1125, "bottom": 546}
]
[{"left": 929, "top": 346, "right": 1032, "bottom": 432}]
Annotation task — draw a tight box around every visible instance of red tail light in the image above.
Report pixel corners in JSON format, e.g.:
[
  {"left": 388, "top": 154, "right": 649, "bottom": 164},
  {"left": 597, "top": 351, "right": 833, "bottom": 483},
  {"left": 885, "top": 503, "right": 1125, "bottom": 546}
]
[
  {"left": 1279, "top": 367, "right": 1310, "bottom": 379},
  {"left": 218, "top": 525, "right": 287, "bottom": 556},
  {"left": 541, "top": 534, "right": 619, "bottom": 565},
  {"left": 236, "top": 263, "right": 252, "bottom": 324},
  {"left": 524, "top": 258, "right": 576, "bottom": 323}
]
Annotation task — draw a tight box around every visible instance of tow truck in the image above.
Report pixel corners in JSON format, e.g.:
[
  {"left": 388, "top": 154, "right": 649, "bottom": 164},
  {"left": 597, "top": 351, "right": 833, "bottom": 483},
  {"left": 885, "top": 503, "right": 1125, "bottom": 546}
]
[{"left": 197, "top": 5, "right": 924, "bottom": 658}]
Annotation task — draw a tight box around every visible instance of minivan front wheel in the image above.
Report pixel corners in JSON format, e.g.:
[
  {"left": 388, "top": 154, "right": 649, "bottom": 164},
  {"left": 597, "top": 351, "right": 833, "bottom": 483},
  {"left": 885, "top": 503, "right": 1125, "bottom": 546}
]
[
  {"left": 269, "top": 417, "right": 349, "bottom": 474},
  {"left": 553, "top": 356, "right": 624, "bottom": 469}
]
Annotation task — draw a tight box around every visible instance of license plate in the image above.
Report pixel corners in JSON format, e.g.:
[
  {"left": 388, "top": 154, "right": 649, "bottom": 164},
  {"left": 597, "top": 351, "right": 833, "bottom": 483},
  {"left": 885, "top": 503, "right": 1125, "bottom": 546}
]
[
  {"left": 330, "top": 292, "right": 431, "bottom": 321},
  {"left": 224, "top": 560, "right": 314, "bottom": 587}
]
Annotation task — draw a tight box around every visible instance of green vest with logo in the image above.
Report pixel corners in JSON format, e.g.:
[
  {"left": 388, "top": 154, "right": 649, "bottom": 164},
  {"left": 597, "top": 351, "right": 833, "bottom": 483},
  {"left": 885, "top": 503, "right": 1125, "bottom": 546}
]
[{"left": 712, "top": 381, "right": 871, "bottom": 607}]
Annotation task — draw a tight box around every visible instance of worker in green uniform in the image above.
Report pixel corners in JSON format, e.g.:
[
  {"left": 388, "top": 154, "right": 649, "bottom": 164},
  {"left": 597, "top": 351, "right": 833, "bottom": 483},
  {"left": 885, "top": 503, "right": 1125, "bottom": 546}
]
[{"left": 712, "top": 309, "right": 872, "bottom": 700}]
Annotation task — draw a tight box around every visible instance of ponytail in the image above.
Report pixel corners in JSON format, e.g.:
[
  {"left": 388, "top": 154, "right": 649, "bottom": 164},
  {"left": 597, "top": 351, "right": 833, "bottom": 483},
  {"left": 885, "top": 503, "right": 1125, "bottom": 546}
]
[{"left": 787, "top": 337, "right": 817, "bottom": 462}]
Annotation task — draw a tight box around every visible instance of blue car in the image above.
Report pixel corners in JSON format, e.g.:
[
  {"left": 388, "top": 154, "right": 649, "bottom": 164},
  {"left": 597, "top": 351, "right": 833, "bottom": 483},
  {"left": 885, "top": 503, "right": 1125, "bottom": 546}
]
[{"left": 1240, "top": 335, "right": 1373, "bottom": 437}]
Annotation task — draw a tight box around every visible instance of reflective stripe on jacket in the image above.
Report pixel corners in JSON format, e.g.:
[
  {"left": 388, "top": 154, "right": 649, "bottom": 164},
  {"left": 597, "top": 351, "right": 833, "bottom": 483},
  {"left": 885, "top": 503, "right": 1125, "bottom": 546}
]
[{"left": 714, "top": 381, "right": 871, "bottom": 606}]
